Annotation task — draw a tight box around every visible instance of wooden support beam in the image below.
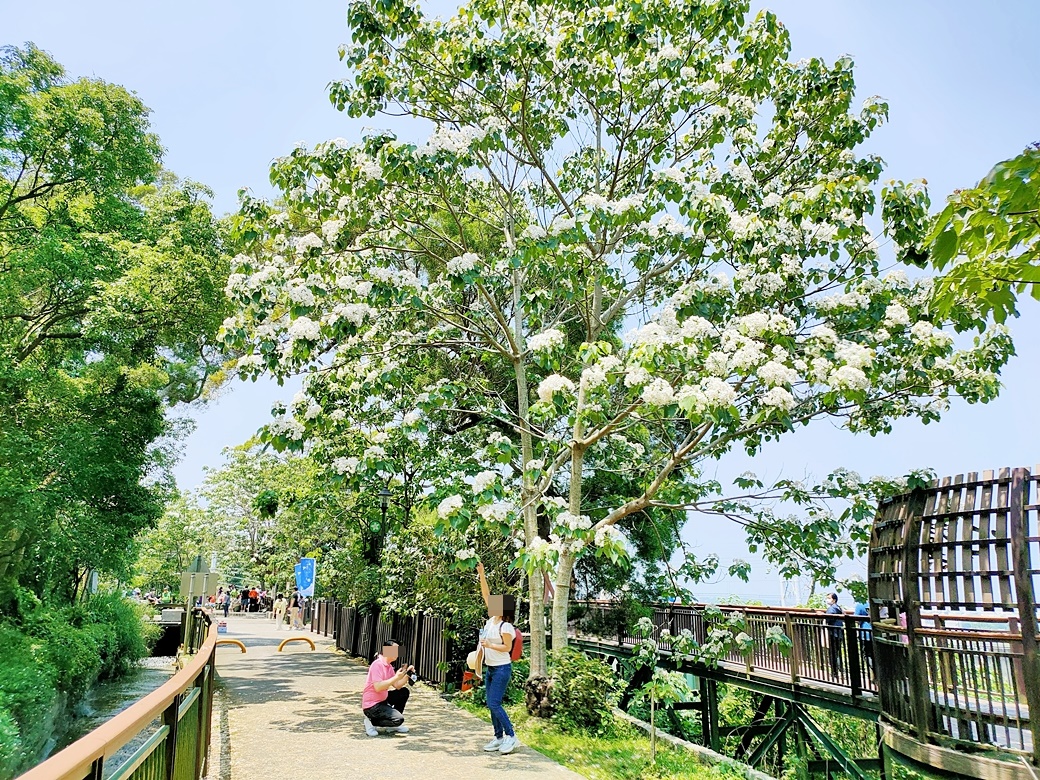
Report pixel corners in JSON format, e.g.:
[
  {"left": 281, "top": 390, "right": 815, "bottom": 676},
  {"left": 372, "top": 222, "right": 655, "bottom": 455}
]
[{"left": 1008, "top": 467, "right": 1040, "bottom": 766}]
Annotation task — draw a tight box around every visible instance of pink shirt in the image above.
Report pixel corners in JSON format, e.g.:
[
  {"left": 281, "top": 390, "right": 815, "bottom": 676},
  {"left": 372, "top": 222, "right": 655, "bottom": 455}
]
[{"left": 362, "top": 656, "right": 396, "bottom": 709}]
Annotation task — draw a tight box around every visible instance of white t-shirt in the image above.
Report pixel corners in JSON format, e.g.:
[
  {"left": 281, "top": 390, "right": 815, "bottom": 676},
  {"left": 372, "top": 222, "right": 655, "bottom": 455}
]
[{"left": 482, "top": 617, "right": 516, "bottom": 667}]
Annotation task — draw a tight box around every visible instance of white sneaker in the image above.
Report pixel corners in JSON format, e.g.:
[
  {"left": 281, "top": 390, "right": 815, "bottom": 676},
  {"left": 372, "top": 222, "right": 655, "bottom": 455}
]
[
  {"left": 364, "top": 717, "right": 378, "bottom": 737},
  {"left": 395, "top": 723, "right": 409, "bottom": 733},
  {"left": 483, "top": 738, "right": 502, "bottom": 751},
  {"left": 498, "top": 735, "right": 518, "bottom": 754}
]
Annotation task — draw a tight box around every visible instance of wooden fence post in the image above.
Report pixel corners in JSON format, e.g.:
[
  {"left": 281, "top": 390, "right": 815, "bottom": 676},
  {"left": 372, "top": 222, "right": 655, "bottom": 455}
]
[{"left": 1008, "top": 468, "right": 1040, "bottom": 765}]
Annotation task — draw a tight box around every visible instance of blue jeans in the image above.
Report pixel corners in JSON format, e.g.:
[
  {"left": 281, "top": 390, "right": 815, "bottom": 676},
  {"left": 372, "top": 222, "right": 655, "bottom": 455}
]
[{"left": 485, "top": 662, "right": 514, "bottom": 738}]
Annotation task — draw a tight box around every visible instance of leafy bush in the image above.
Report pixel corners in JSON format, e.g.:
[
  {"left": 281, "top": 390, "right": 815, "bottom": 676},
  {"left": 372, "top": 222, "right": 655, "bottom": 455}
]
[
  {"left": 549, "top": 647, "right": 624, "bottom": 734},
  {"left": 0, "top": 593, "right": 156, "bottom": 778},
  {"left": 0, "top": 624, "right": 59, "bottom": 778}
]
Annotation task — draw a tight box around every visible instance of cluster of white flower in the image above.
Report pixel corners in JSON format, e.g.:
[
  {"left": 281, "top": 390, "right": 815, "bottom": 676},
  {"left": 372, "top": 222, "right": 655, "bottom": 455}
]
[
  {"left": 268, "top": 417, "right": 305, "bottom": 441},
  {"left": 286, "top": 282, "right": 316, "bottom": 307},
  {"left": 304, "top": 402, "right": 322, "bottom": 420},
  {"left": 677, "top": 377, "right": 737, "bottom": 413},
  {"left": 658, "top": 43, "right": 681, "bottom": 60},
  {"left": 536, "top": 374, "right": 575, "bottom": 402},
  {"left": 477, "top": 502, "right": 511, "bottom": 522},
  {"left": 548, "top": 215, "right": 577, "bottom": 235},
  {"left": 415, "top": 125, "right": 486, "bottom": 157},
  {"left": 654, "top": 167, "right": 685, "bottom": 184},
  {"left": 557, "top": 511, "right": 592, "bottom": 532},
  {"left": 581, "top": 355, "right": 622, "bottom": 388},
  {"left": 834, "top": 342, "right": 873, "bottom": 370},
  {"left": 321, "top": 219, "right": 345, "bottom": 243},
  {"left": 760, "top": 386, "right": 797, "bottom": 411},
  {"left": 356, "top": 154, "right": 383, "bottom": 180},
  {"left": 624, "top": 365, "right": 651, "bottom": 388},
  {"left": 520, "top": 223, "right": 546, "bottom": 240},
  {"left": 594, "top": 524, "right": 622, "bottom": 548},
  {"left": 829, "top": 365, "right": 870, "bottom": 392},
  {"left": 332, "top": 456, "right": 360, "bottom": 475},
  {"left": 437, "top": 494, "right": 463, "bottom": 518},
  {"left": 472, "top": 470, "right": 499, "bottom": 494},
  {"left": 757, "top": 360, "right": 799, "bottom": 387},
  {"left": 642, "top": 377, "right": 676, "bottom": 406},
  {"left": 446, "top": 252, "right": 480, "bottom": 275},
  {"left": 238, "top": 354, "right": 263, "bottom": 369},
  {"left": 527, "top": 328, "right": 565, "bottom": 352},
  {"left": 581, "top": 192, "right": 646, "bottom": 215},
  {"left": 402, "top": 409, "right": 422, "bottom": 426},
  {"left": 294, "top": 233, "right": 323, "bottom": 252},
  {"left": 455, "top": 548, "right": 477, "bottom": 561},
  {"left": 288, "top": 316, "right": 321, "bottom": 342},
  {"left": 327, "top": 303, "right": 372, "bottom": 327}
]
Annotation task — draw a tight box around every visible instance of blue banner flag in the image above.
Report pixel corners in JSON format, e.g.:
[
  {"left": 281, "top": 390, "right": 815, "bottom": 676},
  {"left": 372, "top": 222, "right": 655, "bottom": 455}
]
[
  {"left": 294, "top": 563, "right": 302, "bottom": 592},
  {"left": 299, "top": 557, "right": 316, "bottom": 597}
]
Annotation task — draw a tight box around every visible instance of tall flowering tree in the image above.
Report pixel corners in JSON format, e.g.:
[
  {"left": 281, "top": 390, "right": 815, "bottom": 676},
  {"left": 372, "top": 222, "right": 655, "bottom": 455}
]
[{"left": 224, "top": 0, "right": 1011, "bottom": 676}]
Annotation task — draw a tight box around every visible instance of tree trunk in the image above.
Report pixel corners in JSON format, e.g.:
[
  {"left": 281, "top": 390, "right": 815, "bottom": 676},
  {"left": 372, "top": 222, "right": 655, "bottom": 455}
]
[
  {"left": 551, "top": 549, "right": 577, "bottom": 654},
  {"left": 512, "top": 267, "right": 547, "bottom": 678}
]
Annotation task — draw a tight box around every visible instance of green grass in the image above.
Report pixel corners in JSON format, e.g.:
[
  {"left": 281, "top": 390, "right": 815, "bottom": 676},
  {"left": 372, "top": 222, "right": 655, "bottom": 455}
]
[{"left": 453, "top": 697, "right": 746, "bottom": 780}]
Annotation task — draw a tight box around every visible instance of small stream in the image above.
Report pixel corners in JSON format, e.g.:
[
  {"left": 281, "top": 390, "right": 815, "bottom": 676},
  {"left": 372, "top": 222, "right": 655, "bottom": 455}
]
[{"left": 41, "top": 657, "right": 178, "bottom": 772}]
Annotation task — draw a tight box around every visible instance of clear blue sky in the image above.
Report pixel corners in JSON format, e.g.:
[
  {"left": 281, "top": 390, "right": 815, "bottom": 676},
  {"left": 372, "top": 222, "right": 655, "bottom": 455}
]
[{"left": 6, "top": 1, "right": 1039, "bottom": 602}]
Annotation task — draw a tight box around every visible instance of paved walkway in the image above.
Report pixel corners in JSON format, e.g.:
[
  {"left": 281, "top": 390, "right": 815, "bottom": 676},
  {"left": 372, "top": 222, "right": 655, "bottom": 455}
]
[{"left": 208, "top": 615, "right": 583, "bottom": 780}]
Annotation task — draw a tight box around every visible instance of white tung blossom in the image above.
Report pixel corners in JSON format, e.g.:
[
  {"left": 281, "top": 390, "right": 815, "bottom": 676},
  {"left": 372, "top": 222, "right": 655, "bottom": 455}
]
[
  {"left": 642, "top": 378, "right": 676, "bottom": 406},
  {"left": 332, "top": 456, "right": 360, "bottom": 475},
  {"left": 760, "top": 386, "right": 796, "bottom": 411},
  {"left": 446, "top": 252, "right": 480, "bottom": 275},
  {"left": 437, "top": 494, "right": 464, "bottom": 518},
  {"left": 527, "top": 328, "right": 565, "bottom": 352},
  {"left": 288, "top": 316, "right": 321, "bottom": 342},
  {"left": 537, "top": 374, "right": 576, "bottom": 402},
  {"left": 472, "top": 470, "right": 499, "bottom": 494}
]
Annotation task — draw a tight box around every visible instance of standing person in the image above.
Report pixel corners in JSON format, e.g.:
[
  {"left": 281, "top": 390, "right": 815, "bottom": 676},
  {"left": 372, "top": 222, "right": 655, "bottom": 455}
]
[
  {"left": 824, "top": 592, "right": 844, "bottom": 677},
  {"left": 854, "top": 602, "right": 873, "bottom": 673},
  {"left": 476, "top": 561, "right": 519, "bottom": 754},
  {"left": 274, "top": 594, "right": 287, "bottom": 629},
  {"left": 289, "top": 589, "right": 302, "bottom": 630},
  {"left": 249, "top": 586, "right": 259, "bottom": 612},
  {"left": 220, "top": 590, "right": 230, "bottom": 618},
  {"left": 362, "top": 640, "right": 413, "bottom": 736}
]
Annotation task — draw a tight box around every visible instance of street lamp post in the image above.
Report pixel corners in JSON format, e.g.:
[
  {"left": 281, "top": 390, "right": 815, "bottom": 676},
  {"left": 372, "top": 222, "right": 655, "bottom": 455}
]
[{"left": 379, "top": 486, "right": 391, "bottom": 529}]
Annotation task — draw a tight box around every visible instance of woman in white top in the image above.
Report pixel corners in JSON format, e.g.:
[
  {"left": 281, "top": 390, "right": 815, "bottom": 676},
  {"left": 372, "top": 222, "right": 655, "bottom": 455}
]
[{"left": 476, "top": 561, "right": 518, "bottom": 754}]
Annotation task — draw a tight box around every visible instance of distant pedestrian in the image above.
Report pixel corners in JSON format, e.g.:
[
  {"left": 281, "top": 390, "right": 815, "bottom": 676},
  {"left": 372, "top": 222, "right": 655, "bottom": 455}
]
[
  {"left": 824, "top": 593, "right": 844, "bottom": 677},
  {"left": 854, "top": 602, "right": 873, "bottom": 672},
  {"left": 274, "top": 595, "right": 287, "bottom": 629},
  {"left": 289, "top": 590, "right": 303, "bottom": 630}
]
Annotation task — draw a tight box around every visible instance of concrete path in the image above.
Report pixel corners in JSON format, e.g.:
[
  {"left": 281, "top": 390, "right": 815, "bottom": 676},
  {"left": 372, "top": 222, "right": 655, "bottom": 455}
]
[{"left": 208, "top": 615, "right": 583, "bottom": 780}]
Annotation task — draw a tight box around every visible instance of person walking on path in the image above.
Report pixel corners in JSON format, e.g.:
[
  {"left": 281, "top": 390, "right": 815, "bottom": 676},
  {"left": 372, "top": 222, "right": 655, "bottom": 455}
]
[
  {"left": 476, "top": 561, "right": 519, "bottom": 755},
  {"left": 273, "top": 594, "right": 287, "bottom": 628},
  {"left": 289, "top": 589, "right": 303, "bottom": 630},
  {"left": 362, "top": 640, "right": 413, "bottom": 736}
]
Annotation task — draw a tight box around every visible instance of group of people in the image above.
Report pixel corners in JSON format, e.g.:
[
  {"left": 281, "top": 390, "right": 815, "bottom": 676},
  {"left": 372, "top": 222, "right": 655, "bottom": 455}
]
[
  {"left": 824, "top": 592, "right": 873, "bottom": 675},
  {"left": 271, "top": 590, "right": 306, "bottom": 630},
  {"left": 362, "top": 560, "right": 519, "bottom": 754}
]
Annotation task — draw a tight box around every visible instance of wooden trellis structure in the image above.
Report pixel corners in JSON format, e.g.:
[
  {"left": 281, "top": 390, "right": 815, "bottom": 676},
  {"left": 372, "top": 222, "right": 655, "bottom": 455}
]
[{"left": 869, "top": 467, "right": 1040, "bottom": 779}]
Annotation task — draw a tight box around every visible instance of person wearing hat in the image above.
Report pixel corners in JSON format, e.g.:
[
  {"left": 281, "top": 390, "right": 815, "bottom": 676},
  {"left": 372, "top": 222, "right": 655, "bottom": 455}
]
[
  {"left": 362, "top": 640, "right": 413, "bottom": 736},
  {"left": 476, "top": 561, "right": 519, "bottom": 754}
]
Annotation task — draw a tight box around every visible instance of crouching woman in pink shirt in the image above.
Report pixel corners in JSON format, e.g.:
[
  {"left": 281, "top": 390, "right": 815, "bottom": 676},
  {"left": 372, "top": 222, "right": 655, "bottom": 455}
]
[{"left": 362, "top": 640, "right": 414, "bottom": 736}]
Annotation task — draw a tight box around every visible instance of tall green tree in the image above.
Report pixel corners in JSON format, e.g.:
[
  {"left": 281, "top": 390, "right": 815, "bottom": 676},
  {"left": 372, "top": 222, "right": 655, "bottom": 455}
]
[
  {"left": 225, "top": 0, "right": 1010, "bottom": 676},
  {"left": 0, "top": 44, "right": 230, "bottom": 603}
]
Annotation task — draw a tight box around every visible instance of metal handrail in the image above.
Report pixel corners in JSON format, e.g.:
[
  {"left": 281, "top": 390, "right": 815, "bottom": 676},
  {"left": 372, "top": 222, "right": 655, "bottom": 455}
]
[{"left": 18, "top": 611, "right": 218, "bottom": 780}]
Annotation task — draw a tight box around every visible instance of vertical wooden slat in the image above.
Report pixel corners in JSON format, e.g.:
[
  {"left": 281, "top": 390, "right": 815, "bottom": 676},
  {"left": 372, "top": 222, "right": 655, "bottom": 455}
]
[
  {"left": 961, "top": 474, "right": 978, "bottom": 607},
  {"left": 980, "top": 471, "right": 995, "bottom": 608},
  {"left": 997, "top": 468, "right": 1013, "bottom": 608}
]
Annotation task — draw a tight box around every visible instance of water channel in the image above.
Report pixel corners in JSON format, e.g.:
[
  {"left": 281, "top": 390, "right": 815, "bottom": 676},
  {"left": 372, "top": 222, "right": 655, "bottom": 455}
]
[{"left": 39, "top": 657, "right": 177, "bottom": 775}]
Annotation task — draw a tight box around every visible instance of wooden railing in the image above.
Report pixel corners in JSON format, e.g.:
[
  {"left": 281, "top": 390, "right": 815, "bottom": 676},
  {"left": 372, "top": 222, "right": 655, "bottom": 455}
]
[
  {"left": 18, "top": 609, "right": 218, "bottom": 780},
  {"left": 574, "top": 600, "right": 877, "bottom": 698}
]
